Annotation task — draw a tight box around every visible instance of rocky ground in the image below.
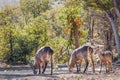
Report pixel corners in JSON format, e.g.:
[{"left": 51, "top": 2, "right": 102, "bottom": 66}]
[{"left": 0, "top": 64, "right": 120, "bottom": 80}]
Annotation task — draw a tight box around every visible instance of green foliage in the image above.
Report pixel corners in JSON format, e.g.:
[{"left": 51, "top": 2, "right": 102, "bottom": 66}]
[
  {"left": 48, "top": 1, "right": 89, "bottom": 63},
  {"left": 0, "top": 1, "right": 51, "bottom": 64},
  {"left": 0, "top": 6, "right": 19, "bottom": 63},
  {"left": 20, "top": 0, "right": 51, "bottom": 18},
  {"left": 84, "top": 0, "right": 113, "bottom": 12},
  {"left": 0, "top": 0, "right": 92, "bottom": 65},
  {"left": 58, "top": 1, "right": 88, "bottom": 47}
]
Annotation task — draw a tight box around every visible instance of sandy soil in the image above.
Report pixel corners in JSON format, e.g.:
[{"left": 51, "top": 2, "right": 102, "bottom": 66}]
[{"left": 0, "top": 64, "right": 120, "bottom": 80}]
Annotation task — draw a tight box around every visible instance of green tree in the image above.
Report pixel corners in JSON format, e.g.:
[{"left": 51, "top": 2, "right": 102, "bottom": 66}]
[
  {"left": 59, "top": 0, "right": 88, "bottom": 49},
  {"left": 20, "top": 0, "right": 51, "bottom": 25},
  {"left": 84, "top": 0, "right": 120, "bottom": 62},
  {"left": 47, "top": 0, "right": 88, "bottom": 63},
  {"left": 0, "top": 6, "right": 20, "bottom": 63}
]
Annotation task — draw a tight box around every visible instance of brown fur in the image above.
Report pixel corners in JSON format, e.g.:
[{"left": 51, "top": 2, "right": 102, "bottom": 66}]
[
  {"left": 33, "top": 46, "right": 53, "bottom": 75},
  {"left": 95, "top": 47, "right": 112, "bottom": 73},
  {"left": 69, "top": 45, "right": 95, "bottom": 73}
]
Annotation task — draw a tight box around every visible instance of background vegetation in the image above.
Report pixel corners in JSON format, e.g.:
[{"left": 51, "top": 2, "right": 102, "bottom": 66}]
[{"left": 0, "top": 0, "right": 120, "bottom": 65}]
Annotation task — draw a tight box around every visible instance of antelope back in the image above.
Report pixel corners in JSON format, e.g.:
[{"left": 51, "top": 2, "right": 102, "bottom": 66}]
[
  {"left": 76, "top": 46, "right": 93, "bottom": 58},
  {"left": 69, "top": 45, "right": 95, "bottom": 73},
  {"left": 69, "top": 46, "right": 93, "bottom": 67},
  {"left": 33, "top": 46, "right": 54, "bottom": 74},
  {"left": 35, "top": 46, "right": 53, "bottom": 61}
]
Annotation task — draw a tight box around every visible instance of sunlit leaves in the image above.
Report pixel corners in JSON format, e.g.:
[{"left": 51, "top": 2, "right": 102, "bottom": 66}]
[
  {"left": 58, "top": 1, "right": 88, "bottom": 46},
  {"left": 74, "top": 18, "right": 83, "bottom": 26},
  {"left": 84, "top": 0, "right": 113, "bottom": 12},
  {"left": 0, "top": 0, "right": 90, "bottom": 64},
  {"left": 20, "top": 0, "right": 51, "bottom": 18}
]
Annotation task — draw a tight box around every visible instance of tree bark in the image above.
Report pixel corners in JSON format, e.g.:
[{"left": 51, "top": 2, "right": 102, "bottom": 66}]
[
  {"left": 104, "top": 29, "right": 112, "bottom": 51},
  {"left": 106, "top": 12, "right": 120, "bottom": 62},
  {"left": 113, "top": 0, "right": 120, "bottom": 25},
  {"left": 90, "top": 17, "right": 94, "bottom": 45},
  {"left": 9, "top": 29, "right": 13, "bottom": 55},
  {"left": 72, "top": 20, "right": 79, "bottom": 49}
]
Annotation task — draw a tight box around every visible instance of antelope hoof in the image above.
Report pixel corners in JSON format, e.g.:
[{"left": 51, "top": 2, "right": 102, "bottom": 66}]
[
  {"left": 42, "top": 72, "right": 45, "bottom": 74},
  {"left": 77, "top": 70, "right": 80, "bottom": 73}
]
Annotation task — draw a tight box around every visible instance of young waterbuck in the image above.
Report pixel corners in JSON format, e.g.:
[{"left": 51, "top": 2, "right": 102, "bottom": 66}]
[
  {"left": 69, "top": 45, "right": 95, "bottom": 73},
  {"left": 32, "top": 46, "right": 54, "bottom": 75},
  {"left": 95, "top": 47, "right": 112, "bottom": 73}
]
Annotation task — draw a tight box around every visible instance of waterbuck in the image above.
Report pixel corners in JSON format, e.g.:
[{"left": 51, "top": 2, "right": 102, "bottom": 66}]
[
  {"left": 32, "top": 46, "right": 54, "bottom": 75},
  {"left": 69, "top": 45, "right": 95, "bottom": 73},
  {"left": 95, "top": 47, "right": 112, "bottom": 73}
]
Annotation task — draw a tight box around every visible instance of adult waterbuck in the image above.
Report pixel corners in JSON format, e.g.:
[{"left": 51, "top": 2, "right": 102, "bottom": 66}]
[
  {"left": 32, "top": 46, "right": 54, "bottom": 75},
  {"left": 69, "top": 45, "right": 95, "bottom": 73}
]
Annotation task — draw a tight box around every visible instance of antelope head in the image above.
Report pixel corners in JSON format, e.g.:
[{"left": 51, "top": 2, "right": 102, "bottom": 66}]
[
  {"left": 26, "top": 60, "right": 37, "bottom": 75},
  {"left": 67, "top": 61, "right": 75, "bottom": 73}
]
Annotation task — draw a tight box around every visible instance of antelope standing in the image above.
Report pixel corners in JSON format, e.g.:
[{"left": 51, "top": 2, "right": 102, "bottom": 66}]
[
  {"left": 95, "top": 47, "right": 112, "bottom": 73},
  {"left": 32, "top": 46, "right": 54, "bottom": 75},
  {"left": 69, "top": 45, "right": 95, "bottom": 73}
]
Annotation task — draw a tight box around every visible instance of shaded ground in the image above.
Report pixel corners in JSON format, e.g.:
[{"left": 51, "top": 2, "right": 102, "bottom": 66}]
[{"left": 0, "top": 64, "right": 120, "bottom": 80}]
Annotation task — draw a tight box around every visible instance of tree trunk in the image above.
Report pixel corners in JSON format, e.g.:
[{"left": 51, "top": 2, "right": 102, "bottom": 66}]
[
  {"left": 90, "top": 17, "right": 94, "bottom": 45},
  {"left": 106, "top": 12, "right": 120, "bottom": 62},
  {"left": 9, "top": 29, "right": 13, "bottom": 55},
  {"left": 104, "top": 29, "right": 112, "bottom": 51},
  {"left": 72, "top": 20, "right": 79, "bottom": 49},
  {"left": 113, "top": 0, "right": 120, "bottom": 24},
  {"left": 8, "top": 28, "right": 14, "bottom": 63}
]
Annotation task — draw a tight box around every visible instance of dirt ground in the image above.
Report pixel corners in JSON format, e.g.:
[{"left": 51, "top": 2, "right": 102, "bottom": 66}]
[{"left": 0, "top": 64, "right": 120, "bottom": 80}]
